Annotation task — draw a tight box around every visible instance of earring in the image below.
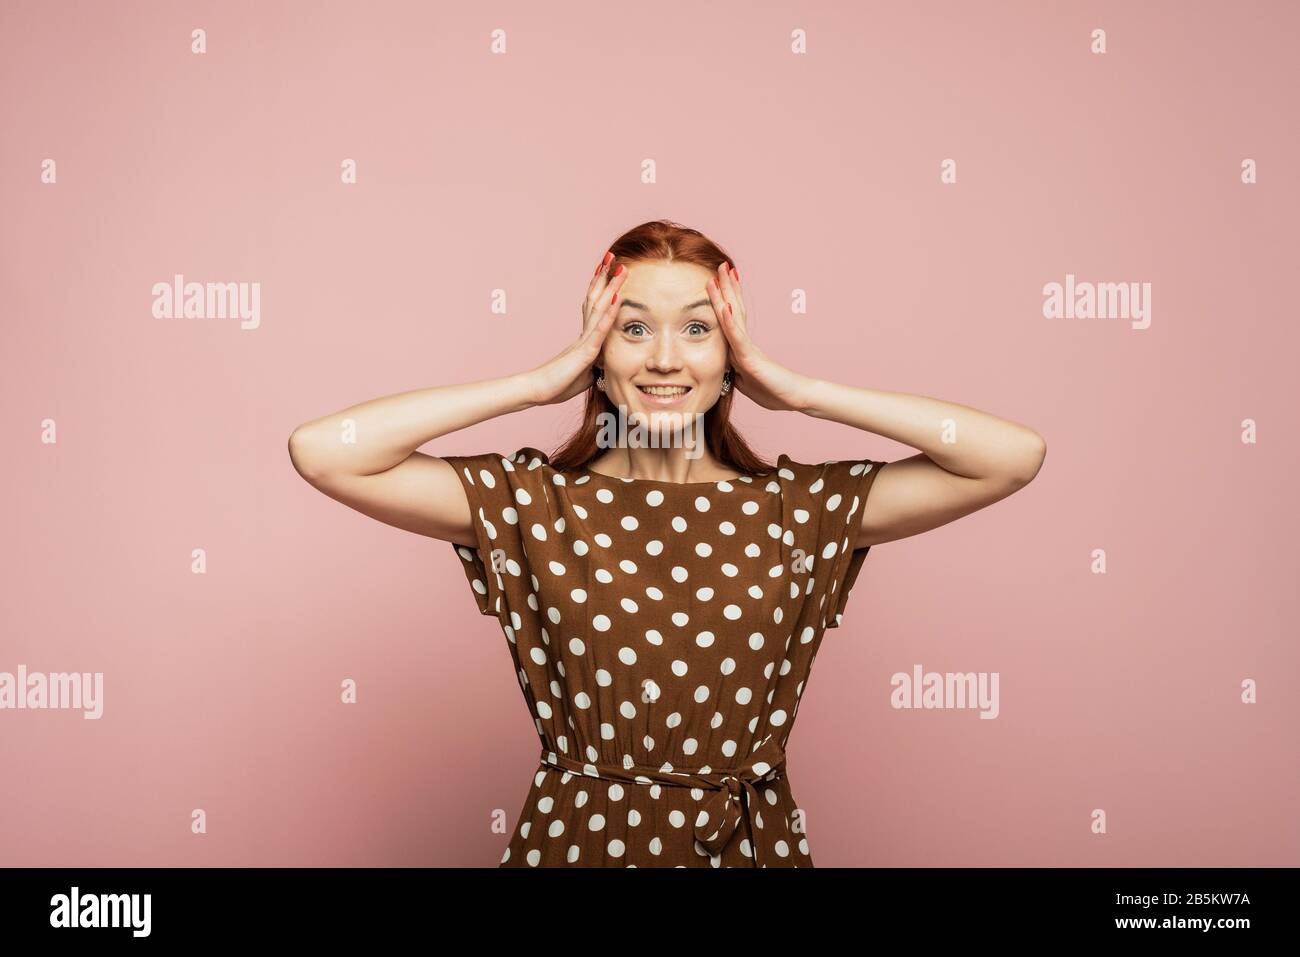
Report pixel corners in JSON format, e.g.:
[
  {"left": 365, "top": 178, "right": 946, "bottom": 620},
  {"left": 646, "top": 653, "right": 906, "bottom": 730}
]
[
  {"left": 595, "top": 369, "right": 606, "bottom": 392},
  {"left": 720, "top": 370, "right": 733, "bottom": 395}
]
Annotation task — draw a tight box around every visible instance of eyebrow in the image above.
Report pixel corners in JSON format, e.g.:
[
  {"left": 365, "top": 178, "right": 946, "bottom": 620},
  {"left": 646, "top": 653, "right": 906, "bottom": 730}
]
[{"left": 618, "top": 299, "right": 712, "bottom": 314}]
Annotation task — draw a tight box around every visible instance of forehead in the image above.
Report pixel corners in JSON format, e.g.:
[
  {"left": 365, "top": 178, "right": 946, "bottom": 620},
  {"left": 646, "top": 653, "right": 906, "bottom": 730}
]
[{"left": 619, "top": 261, "right": 714, "bottom": 311}]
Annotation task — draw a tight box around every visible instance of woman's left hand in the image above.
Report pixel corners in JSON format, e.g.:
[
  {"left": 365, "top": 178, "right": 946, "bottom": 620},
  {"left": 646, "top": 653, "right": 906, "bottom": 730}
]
[{"left": 706, "top": 262, "right": 817, "bottom": 413}]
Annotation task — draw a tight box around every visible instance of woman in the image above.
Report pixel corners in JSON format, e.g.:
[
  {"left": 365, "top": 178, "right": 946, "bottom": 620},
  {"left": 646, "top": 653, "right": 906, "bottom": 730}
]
[{"left": 288, "top": 220, "right": 1046, "bottom": 867}]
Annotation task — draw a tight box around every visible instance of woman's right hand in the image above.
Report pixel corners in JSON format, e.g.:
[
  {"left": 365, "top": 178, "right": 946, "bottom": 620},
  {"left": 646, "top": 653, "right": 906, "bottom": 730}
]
[{"left": 525, "top": 253, "right": 629, "bottom": 406}]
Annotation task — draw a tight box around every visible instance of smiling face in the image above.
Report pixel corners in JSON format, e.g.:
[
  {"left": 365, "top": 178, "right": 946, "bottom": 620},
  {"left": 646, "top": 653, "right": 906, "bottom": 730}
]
[{"left": 598, "top": 260, "right": 730, "bottom": 430}]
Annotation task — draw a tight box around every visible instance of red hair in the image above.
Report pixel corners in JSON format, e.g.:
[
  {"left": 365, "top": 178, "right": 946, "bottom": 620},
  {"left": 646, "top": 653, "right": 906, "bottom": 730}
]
[{"left": 548, "top": 220, "right": 775, "bottom": 477}]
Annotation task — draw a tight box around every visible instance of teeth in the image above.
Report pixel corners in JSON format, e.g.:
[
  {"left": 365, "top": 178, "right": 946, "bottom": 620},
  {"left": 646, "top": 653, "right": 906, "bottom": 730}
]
[{"left": 639, "top": 386, "right": 690, "bottom": 396}]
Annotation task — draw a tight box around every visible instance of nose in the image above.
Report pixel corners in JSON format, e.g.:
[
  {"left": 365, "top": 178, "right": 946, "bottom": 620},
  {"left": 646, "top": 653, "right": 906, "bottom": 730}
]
[{"left": 646, "top": 336, "right": 683, "bottom": 373}]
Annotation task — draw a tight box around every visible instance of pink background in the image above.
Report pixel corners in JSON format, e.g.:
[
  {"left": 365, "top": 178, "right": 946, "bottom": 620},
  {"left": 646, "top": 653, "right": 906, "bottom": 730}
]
[{"left": 2, "top": 0, "right": 1297, "bottom": 866}]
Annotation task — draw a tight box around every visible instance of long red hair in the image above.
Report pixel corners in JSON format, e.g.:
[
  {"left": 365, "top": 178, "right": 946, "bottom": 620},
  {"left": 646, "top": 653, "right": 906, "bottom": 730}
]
[{"left": 548, "top": 220, "right": 775, "bottom": 478}]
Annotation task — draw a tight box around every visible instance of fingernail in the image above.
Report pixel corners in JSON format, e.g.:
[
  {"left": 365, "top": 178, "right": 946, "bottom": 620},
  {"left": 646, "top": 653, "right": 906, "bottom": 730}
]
[
  {"left": 616, "top": 264, "right": 624, "bottom": 276},
  {"left": 732, "top": 267, "right": 740, "bottom": 282}
]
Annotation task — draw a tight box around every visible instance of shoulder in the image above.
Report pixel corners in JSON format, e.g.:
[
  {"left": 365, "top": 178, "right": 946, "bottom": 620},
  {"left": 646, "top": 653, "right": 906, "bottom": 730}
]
[
  {"left": 774, "top": 452, "right": 882, "bottom": 486},
  {"left": 442, "top": 446, "right": 553, "bottom": 485},
  {"left": 773, "top": 453, "right": 886, "bottom": 516}
]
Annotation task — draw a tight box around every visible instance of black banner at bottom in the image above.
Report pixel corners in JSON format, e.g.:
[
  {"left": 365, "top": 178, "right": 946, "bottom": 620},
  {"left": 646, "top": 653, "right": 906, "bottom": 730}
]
[{"left": 0, "top": 866, "right": 1287, "bottom": 942}]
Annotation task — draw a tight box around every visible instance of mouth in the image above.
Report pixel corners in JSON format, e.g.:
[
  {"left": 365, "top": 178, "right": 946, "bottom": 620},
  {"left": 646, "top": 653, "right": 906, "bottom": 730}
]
[{"left": 635, "top": 383, "right": 694, "bottom": 405}]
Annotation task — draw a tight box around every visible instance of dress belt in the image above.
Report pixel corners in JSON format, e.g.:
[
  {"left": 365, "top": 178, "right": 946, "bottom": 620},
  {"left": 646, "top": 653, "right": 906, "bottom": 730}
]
[{"left": 538, "top": 733, "right": 788, "bottom": 867}]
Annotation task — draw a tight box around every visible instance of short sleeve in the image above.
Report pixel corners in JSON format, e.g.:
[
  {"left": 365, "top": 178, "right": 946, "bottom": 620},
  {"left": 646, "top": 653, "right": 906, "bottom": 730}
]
[
  {"left": 796, "top": 456, "right": 887, "bottom": 631},
  {"left": 440, "top": 446, "right": 553, "bottom": 621}
]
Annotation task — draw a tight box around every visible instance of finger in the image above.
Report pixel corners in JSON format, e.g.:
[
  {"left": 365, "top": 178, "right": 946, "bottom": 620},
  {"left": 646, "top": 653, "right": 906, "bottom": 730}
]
[
  {"left": 708, "top": 276, "right": 749, "bottom": 348},
  {"left": 583, "top": 261, "right": 625, "bottom": 330},
  {"left": 721, "top": 261, "right": 744, "bottom": 308},
  {"left": 715, "top": 262, "right": 742, "bottom": 319},
  {"left": 583, "top": 268, "right": 627, "bottom": 341},
  {"left": 584, "top": 255, "right": 616, "bottom": 311}
]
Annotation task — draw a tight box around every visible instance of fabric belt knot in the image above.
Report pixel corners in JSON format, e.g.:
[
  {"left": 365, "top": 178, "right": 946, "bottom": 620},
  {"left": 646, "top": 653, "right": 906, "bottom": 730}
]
[{"left": 539, "top": 733, "right": 788, "bottom": 867}]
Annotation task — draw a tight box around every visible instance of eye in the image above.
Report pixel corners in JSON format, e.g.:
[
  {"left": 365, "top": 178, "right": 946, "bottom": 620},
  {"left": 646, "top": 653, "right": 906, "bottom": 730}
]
[
  {"left": 624, "top": 322, "right": 648, "bottom": 337},
  {"left": 686, "top": 321, "right": 710, "bottom": 335}
]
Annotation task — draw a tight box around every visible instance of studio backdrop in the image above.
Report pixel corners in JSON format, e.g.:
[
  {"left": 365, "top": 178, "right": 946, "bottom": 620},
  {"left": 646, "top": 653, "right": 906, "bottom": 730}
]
[{"left": 1, "top": 0, "right": 1296, "bottom": 867}]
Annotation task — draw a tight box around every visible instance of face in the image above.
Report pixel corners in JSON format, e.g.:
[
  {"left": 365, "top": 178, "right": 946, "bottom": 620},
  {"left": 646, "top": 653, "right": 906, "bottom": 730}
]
[{"left": 598, "top": 260, "right": 730, "bottom": 431}]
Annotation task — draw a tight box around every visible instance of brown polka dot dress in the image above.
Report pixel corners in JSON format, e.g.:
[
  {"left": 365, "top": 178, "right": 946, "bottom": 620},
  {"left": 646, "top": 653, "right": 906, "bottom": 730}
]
[{"left": 444, "top": 446, "right": 886, "bottom": 867}]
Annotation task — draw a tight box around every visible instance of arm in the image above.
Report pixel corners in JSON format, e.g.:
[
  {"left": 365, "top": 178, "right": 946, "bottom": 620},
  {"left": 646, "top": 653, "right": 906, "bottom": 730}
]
[
  {"left": 703, "top": 261, "right": 1046, "bottom": 551},
  {"left": 799, "top": 379, "right": 1046, "bottom": 547},
  {"left": 287, "top": 374, "right": 537, "bottom": 544},
  {"left": 287, "top": 256, "right": 628, "bottom": 544}
]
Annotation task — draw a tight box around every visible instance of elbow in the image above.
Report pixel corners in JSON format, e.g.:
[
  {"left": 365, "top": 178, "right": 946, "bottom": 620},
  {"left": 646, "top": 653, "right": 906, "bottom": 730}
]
[
  {"left": 288, "top": 426, "right": 326, "bottom": 482},
  {"left": 1010, "top": 433, "right": 1046, "bottom": 487}
]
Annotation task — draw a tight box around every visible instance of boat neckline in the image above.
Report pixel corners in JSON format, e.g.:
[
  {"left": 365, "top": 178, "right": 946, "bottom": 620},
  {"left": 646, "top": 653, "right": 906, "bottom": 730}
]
[{"left": 578, "top": 465, "right": 770, "bottom": 488}]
